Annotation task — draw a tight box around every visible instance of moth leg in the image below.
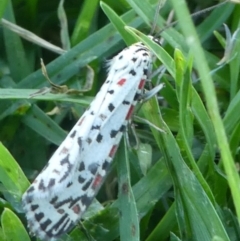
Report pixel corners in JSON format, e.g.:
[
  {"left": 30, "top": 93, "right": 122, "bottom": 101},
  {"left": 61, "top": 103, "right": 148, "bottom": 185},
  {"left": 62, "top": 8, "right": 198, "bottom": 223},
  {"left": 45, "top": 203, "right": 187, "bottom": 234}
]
[
  {"left": 141, "top": 83, "right": 164, "bottom": 102},
  {"left": 76, "top": 221, "right": 95, "bottom": 241},
  {"left": 125, "top": 121, "right": 140, "bottom": 150},
  {"left": 133, "top": 115, "right": 165, "bottom": 134}
]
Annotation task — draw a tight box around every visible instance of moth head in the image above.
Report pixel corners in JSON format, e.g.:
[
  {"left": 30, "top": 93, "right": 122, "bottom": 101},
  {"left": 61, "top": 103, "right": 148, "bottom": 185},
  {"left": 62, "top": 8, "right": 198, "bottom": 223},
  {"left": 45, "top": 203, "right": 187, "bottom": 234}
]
[{"left": 147, "top": 35, "right": 161, "bottom": 46}]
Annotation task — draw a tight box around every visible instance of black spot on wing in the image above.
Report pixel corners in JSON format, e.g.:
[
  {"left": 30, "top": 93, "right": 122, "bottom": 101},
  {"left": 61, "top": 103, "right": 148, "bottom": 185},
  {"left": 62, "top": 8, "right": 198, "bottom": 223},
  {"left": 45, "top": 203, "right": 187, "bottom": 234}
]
[
  {"left": 27, "top": 186, "right": 35, "bottom": 193},
  {"left": 96, "top": 134, "right": 103, "bottom": 143},
  {"left": 119, "top": 125, "right": 126, "bottom": 132},
  {"left": 99, "top": 114, "right": 107, "bottom": 120},
  {"left": 49, "top": 217, "right": 72, "bottom": 238},
  {"left": 49, "top": 213, "right": 70, "bottom": 236},
  {"left": 59, "top": 155, "right": 73, "bottom": 183},
  {"left": 54, "top": 197, "right": 72, "bottom": 209},
  {"left": 82, "top": 178, "right": 93, "bottom": 191},
  {"left": 78, "top": 162, "right": 85, "bottom": 172},
  {"left": 40, "top": 218, "right": 52, "bottom": 231},
  {"left": 129, "top": 69, "right": 136, "bottom": 76},
  {"left": 143, "top": 68, "right": 148, "bottom": 76},
  {"left": 134, "top": 93, "right": 141, "bottom": 101},
  {"left": 110, "top": 130, "right": 118, "bottom": 138},
  {"left": 69, "top": 196, "right": 82, "bottom": 208},
  {"left": 81, "top": 194, "right": 92, "bottom": 207},
  {"left": 70, "top": 130, "right": 76, "bottom": 138},
  {"left": 78, "top": 175, "right": 85, "bottom": 183},
  {"left": 50, "top": 196, "right": 58, "bottom": 204},
  {"left": 35, "top": 212, "right": 44, "bottom": 222},
  {"left": 87, "top": 138, "right": 92, "bottom": 144},
  {"left": 88, "top": 163, "right": 98, "bottom": 175},
  {"left": 136, "top": 47, "right": 147, "bottom": 52},
  {"left": 108, "top": 103, "right": 115, "bottom": 112},
  {"left": 102, "top": 160, "right": 110, "bottom": 170},
  {"left": 48, "top": 178, "right": 55, "bottom": 188},
  {"left": 78, "top": 137, "right": 82, "bottom": 147},
  {"left": 123, "top": 100, "right": 130, "bottom": 105},
  {"left": 24, "top": 195, "right": 33, "bottom": 204},
  {"left": 132, "top": 57, "right": 137, "bottom": 62},
  {"left": 38, "top": 179, "right": 45, "bottom": 191},
  {"left": 91, "top": 125, "right": 100, "bottom": 130},
  {"left": 31, "top": 204, "right": 39, "bottom": 211},
  {"left": 108, "top": 90, "right": 114, "bottom": 94}
]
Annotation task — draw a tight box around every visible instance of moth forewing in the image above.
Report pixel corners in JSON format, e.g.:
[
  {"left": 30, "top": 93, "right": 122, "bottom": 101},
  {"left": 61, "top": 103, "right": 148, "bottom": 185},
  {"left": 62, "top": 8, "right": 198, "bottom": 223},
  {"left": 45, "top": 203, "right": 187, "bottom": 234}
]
[{"left": 22, "top": 36, "right": 161, "bottom": 240}]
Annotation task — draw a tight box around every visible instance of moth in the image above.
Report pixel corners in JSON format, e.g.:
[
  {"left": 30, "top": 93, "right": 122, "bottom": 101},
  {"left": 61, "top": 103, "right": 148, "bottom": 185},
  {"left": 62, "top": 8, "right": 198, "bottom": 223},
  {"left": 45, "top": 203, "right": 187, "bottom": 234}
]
[{"left": 22, "top": 35, "right": 162, "bottom": 240}]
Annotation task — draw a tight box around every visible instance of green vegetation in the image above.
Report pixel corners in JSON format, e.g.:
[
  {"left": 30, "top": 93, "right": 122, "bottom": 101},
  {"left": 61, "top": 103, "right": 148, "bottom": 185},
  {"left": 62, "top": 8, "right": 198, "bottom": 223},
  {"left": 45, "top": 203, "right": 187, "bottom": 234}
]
[{"left": 0, "top": 0, "right": 240, "bottom": 240}]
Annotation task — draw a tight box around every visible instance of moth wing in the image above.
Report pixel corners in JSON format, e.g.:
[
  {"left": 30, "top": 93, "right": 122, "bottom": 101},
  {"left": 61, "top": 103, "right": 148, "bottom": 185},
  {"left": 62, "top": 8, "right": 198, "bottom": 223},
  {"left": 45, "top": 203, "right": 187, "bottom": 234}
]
[{"left": 22, "top": 42, "right": 152, "bottom": 239}]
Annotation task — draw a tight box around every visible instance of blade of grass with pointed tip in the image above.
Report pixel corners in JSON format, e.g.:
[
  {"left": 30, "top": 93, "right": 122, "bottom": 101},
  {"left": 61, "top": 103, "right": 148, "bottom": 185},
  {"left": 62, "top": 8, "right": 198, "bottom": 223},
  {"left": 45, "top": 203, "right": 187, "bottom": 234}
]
[
  {"left": 0, "top": 88, "right": 93, "bottom": 105},
  {"left": 71, "top": 0, "right": 99, "bottom": 46},
  {"left": 141, "top": 96, "right": 230, "bottom": 241},
  {"left": 58, "top": 0, "right": 71, "bottom": 51},
  {"left": 3, "top": 1, "right": 31, "bottom": 81},
  {"left": 146, "top": 203, "right": 177, "bottom": 241},
  {"left": 100, "top": 2, "right": 136, "bottom": 45},
  {"left": 175, "top": 49, "right": 215, "bottom": 203},
  {"left": 169, "top": 0, "right": 240, "bottom": 221},
  {"left": 117, "top": 138, "right": 139, "bottom": 241}
]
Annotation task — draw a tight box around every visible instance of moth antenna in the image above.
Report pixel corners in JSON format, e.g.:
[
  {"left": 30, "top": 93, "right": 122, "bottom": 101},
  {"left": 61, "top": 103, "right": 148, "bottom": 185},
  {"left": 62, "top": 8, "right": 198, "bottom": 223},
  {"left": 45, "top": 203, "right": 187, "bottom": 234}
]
[
  {"left": 154, "top": 0, "right": 231, "bottom": 37},
  {"left": 150, "top": 0, "right": 166, "bottom": 35}
]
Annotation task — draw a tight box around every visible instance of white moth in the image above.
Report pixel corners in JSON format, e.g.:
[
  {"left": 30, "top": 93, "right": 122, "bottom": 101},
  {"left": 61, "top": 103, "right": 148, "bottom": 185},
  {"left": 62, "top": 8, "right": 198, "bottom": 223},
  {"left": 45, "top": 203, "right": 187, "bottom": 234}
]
[{"left": 22, "top": 35, "right": 161, "bottom": 240}]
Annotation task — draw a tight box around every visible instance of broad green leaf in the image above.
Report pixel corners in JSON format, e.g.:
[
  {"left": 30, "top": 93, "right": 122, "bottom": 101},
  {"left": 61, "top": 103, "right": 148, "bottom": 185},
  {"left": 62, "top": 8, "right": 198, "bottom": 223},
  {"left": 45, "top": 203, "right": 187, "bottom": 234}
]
[
  {"left": 1, "top": 208, "right": 30, "bottom": 241},
  {"left": 0, "top": 143, "right": 29, "bottom": 206}
]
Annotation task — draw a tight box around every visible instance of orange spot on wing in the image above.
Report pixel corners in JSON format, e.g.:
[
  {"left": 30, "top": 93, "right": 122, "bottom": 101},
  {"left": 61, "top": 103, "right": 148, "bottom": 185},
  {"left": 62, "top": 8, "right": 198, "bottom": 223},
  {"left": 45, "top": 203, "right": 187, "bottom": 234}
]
[
  {"left": 78, "top": 116, "right": 85, "bottom": 126},
  {"left": 117, "top": 78, "right": 127, "bottom": 86},
  {"left": 109, "top": 145, "right": 118, "bottom": 158},
  {"left": 125, "top": 105, "right": 134, "bottom": 120},
  {"left": 72, "top": 204, "right": 81, "bottom": 214},
  {"left": 92, "top": 174, "right": 103, "bottom": 190},
  {"left": 138, "top": 79, "right": 145, "bottom": 89},
  {"left": 57, "top": 209, "right": 64, "bottom": 214}
]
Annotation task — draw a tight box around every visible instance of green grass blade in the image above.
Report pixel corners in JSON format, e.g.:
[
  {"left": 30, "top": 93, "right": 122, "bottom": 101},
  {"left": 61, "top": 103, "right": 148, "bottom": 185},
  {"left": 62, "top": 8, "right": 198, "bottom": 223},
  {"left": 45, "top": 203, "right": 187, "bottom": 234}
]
[
  {"left": 117, "top": 139, "right": 139, "bottom": 241},
  {"left": 100, "top": 1, "right": 136, "bottom": 45},
  {"left": 58, "top": 0, "right": 71, "bottom": 50},
  {"left": 169, "top": 0, "right": 240, "bottom": 221},
  {"left": 3, "top": 1, "right": 31, "bottom": 81},
  {"left": 175, "top": 49, "right": 215, "bottom": 203},
  {"left": 21, "top": 105, "right": 67, "bottom": 146},
  {"left": 146, "top": 203, "right": 177, "bottom": 241},
  {"left": 142, "top": 97, "right": 230, "bottom": 241},
  {"left": 0, "top": 88, "right": 93, "bottom": 105},
  {"left": 71, "top": 0, "right": 99, "bottom": 46},
  {"left": 0, "top": 0, "right": 8, "bottom": 19}
]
